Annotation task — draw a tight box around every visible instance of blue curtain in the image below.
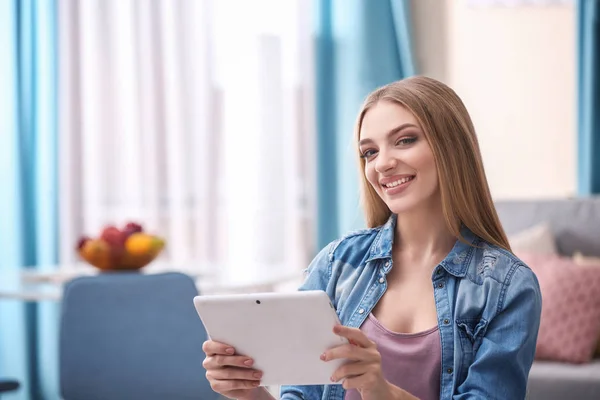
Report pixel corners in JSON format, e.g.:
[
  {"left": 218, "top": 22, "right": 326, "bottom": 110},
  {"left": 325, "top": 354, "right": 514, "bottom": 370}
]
[
  {"left": 0, "top": 1, "right": 60, "bottom": 399},
  {"left": 314, "top": 0, "right": 416, "bottom": 249},
  {"left": 578, "top": 0, "right": 600, "bottom": 195}
]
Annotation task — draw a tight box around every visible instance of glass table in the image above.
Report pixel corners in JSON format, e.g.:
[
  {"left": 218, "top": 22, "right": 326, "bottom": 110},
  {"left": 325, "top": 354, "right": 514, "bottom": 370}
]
[
  {"left": 0, "top": 269, "right": 62, "bottom": 301},
  {"left": 0, "top": 262, "right": 303, "bottom": 301}
]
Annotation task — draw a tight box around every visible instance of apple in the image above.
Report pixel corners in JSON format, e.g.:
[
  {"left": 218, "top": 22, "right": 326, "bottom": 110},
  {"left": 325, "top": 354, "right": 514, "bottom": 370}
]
[{"left": 100, "top": 225, "right": 127, "bottom": 248}]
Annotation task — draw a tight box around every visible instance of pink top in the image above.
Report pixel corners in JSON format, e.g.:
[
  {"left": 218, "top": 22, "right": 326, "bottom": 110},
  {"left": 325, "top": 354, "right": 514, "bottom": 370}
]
[{"left": 344, "top": 313, "right": 441, "bottom": 400}]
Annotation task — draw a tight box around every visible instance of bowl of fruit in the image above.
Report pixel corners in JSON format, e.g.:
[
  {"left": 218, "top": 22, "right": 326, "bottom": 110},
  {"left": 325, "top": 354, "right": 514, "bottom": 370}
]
[{"left": 77, "top": 222, "right": 166, "bottom": 271}]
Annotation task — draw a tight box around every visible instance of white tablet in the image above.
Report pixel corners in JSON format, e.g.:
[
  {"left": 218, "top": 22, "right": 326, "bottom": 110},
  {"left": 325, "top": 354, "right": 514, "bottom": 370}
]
[{"left": 193, "top": 290, "right": 349, "bottom": 386}]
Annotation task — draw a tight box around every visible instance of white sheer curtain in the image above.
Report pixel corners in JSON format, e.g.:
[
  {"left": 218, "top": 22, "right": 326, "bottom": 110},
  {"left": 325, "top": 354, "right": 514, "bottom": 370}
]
[{"left": 57, "top": 0, "right": 315, "bottom": 285}]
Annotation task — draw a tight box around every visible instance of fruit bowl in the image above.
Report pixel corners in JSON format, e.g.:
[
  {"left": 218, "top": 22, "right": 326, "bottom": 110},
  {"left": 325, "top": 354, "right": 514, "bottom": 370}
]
[{"left": 77, "top": 222, "right": 166, "bottom": 271}]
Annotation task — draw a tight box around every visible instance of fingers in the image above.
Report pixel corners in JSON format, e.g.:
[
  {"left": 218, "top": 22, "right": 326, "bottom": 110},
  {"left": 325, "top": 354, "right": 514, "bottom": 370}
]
[
  {"left": 202, "top": 340, "right": 235, "bottom": 357},
  {"left": 203, "top": 354, "right": 255, "bottom": 370},
  {"left": 321, "top": 343, "right": 364, "bottom": 362},
  {"left": 330, "top": 361, "right": 370, "bottom": 383},
  {"left": 340, "top": 373, "right": 379, "bottom": 391},
  {"left": 209, "top": 377, "right": 261, "bottom": 392},
  {"left": 333, "top": 325, "right": 373, "bottom": 348},
  {"left": 322, "top": 343, "right": 379, "bottom": 363},
  {"left": 206, "top": 366, "right": 263, "bottom": 382},
  {"left": 202, "top": 340, "right": 264, "bottom": 395}
]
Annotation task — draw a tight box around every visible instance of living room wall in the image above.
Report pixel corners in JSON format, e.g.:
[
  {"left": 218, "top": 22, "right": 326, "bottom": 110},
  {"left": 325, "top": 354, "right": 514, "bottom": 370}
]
[{"left": 411, "top": 0, "right": 576, "bottom": 200}]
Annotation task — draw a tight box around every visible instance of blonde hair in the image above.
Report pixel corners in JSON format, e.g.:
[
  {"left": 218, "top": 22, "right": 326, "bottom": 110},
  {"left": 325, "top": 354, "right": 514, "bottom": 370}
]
[{"left": 355, "top": 76, "right": 511, "bottom": 251}]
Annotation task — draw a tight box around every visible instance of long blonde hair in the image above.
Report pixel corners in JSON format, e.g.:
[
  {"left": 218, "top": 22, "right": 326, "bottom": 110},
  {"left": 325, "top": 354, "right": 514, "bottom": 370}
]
[{"left": 355, "top": 76, "right": 511, "bottom": 251}]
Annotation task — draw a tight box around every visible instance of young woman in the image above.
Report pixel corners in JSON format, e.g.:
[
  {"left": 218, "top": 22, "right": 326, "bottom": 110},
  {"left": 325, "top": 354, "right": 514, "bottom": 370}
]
[{"left": 201, "top": 76, "right": 542, "bottom": 400}]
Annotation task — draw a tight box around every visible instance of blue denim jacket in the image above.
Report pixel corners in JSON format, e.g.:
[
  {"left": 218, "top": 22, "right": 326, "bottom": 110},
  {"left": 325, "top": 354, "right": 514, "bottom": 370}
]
[{"left": 281, "top": 215, "right": 542, "bottom": 400}]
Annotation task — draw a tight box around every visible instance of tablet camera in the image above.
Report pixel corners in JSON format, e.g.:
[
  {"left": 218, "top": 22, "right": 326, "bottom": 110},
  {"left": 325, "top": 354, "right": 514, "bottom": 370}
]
[{"left": 256, "top": 300, "right": 261, "bottom": 305}]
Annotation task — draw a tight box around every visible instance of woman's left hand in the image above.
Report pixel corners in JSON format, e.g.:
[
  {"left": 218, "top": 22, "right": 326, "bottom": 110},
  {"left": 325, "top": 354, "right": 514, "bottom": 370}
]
[{"left": 321, "top": 325, "right": 394, "bottom": 399}]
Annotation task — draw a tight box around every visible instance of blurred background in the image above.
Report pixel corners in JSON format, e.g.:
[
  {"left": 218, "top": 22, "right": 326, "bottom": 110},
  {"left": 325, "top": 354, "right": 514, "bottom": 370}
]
[{"left": 0, "top": 0, "right": 594, "bottom": 399}]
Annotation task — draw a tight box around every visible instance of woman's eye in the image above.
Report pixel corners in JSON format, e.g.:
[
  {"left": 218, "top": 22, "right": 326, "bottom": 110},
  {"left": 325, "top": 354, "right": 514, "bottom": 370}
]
[
  {"left": 396, "top": 137, "right": 417, "bottom": 146},
  {"left": 360, "top": 149, "right": 377, "bottom": 159}
]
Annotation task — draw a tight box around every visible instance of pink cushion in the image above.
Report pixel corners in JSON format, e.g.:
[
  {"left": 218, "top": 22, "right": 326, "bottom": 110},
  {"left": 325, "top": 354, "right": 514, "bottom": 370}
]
[{"left": 518, "top": 253, "right": 600, "bottom": 364}]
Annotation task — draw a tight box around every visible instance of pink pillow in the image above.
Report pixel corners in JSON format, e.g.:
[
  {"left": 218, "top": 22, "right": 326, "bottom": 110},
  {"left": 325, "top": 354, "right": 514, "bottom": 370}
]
[{"left": 518, "top": 253, "right": 600, "bottom": 364}]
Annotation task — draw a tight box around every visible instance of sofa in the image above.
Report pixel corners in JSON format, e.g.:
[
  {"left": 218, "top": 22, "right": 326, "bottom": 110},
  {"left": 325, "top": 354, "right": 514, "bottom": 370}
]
[{"left": 495, "top": 197, "right": 600, "bottom": 400}]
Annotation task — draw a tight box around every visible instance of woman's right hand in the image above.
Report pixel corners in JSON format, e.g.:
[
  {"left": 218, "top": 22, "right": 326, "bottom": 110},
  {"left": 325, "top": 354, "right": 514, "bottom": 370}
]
[{"left": 202, "top": 339, "right": 264, "bottom": 400}]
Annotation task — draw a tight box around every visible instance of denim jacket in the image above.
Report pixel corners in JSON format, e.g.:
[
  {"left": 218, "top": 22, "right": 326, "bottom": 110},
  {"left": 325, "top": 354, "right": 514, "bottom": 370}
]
[{"left": 280, "top": 215, "right": 542, "bottom": 400}]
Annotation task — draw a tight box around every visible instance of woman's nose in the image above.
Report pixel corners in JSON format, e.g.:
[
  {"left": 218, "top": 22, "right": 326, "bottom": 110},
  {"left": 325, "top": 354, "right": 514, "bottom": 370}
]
[{"left": 375, "top": 150, "right": 397, "bottom": 173}]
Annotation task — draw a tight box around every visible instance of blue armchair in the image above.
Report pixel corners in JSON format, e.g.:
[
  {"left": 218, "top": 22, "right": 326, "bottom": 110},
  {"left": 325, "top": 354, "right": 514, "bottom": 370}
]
[{"left": 59, "top": 272, "right": 218, "bottom": 400}]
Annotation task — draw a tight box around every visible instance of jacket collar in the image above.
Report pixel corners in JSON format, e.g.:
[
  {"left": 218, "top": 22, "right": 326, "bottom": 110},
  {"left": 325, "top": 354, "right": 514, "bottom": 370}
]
[
  {"left": 365, "top": 213, "right": 480, "bottom": 277},
  {"left": 364, "top": 214, "right": 396, "bottom": 265}
]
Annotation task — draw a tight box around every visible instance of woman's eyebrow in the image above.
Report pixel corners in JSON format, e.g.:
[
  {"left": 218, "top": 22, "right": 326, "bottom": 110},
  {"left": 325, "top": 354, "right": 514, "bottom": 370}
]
[{"left": 358, "top": 123, "right": 418, "bottom": 146}]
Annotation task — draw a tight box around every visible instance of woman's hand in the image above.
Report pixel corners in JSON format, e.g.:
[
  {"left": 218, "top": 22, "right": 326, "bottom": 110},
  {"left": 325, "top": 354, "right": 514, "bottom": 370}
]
[
  {"left": 323, "top": 325, "right": 416, "bottom": 400},
  {"left": 202, "top": 340, "right": 268, "bottom": 400}
]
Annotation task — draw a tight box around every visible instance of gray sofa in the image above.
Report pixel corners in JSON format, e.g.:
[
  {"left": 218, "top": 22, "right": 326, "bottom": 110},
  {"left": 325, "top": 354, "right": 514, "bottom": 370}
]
[{"left": 496, "top": 197, "right": 600, "bottom": 400}]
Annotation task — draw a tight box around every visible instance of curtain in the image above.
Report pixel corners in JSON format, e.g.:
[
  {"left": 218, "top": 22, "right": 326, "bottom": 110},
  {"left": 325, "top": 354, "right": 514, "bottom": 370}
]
[
  {"left": 0, "top": 1, "right": 60, "bottom": 399},
  {"left": 577, "top": 0, "right": 600, "bottom": 195},
  {"left": 58, "top": 0, "right": 315, "bottom": 284},
  {"left": 314, "top": 0, "right": 416, "bottom": 249}
]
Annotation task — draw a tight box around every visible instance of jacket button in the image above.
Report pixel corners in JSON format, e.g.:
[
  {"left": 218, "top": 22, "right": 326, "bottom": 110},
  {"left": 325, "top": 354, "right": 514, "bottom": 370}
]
[
  {"left": 447, "top": 368, "right": 453, "bottom": 374},
  {"left": 358, "top": 308, "right": 365, "bottom": 314},
  {"left": 443, "top": 319, "right": 450, "bottom": 325},
  {"left": 437, "top": 282, "right": 445, "bottom": 289},
  {"left": 385, "top": 261, "right": 391, "bottom": 267},
  {"left": 379, "top": 277, "right": 385, "bottom": 284}
]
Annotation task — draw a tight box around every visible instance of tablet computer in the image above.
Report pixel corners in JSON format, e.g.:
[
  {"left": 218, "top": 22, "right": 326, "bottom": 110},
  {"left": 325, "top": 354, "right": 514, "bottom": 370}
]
[{"left": 193, "top": 290, "right": 349, "bottom": 386}]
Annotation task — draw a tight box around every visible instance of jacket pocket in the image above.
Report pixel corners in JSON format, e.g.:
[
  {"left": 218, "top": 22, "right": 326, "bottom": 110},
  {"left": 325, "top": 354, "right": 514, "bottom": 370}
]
[{"left": 455, "top": 318, "right": 488, "bottom": 384}]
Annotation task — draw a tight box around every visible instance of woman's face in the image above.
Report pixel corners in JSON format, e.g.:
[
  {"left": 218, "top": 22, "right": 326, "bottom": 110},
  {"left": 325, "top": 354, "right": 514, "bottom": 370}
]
[{"left": 359, "top": 101, "right": 439, "bottom": 215}]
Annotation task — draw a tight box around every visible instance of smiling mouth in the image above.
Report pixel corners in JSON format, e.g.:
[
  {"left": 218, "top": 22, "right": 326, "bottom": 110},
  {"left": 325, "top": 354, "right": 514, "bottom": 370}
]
[{"left": 382, "top": 175, "right": 415, "bottom": 189}]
